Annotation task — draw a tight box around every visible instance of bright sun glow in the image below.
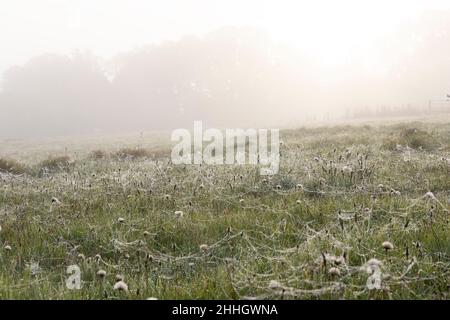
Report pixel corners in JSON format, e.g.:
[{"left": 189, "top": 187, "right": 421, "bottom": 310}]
[{"left": 260, "top": 0, "right": 449, "bottom": 67}]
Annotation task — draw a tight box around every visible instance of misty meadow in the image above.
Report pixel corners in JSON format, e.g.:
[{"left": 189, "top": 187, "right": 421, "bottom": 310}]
[{"left": 0, "top": 0, "right": 449, "bottom": 301}]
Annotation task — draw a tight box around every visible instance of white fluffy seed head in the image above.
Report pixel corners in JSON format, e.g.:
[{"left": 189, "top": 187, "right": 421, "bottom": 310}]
[
  {"left": 115, "top": 274, "right": 124, "bottom": 282},
  {"left": 425, "top": 191, "right": 436, "bottom": 200},
  {"left": 382, "top": 241, "right": 394, "bottom": 251},
  {"left": 342, "top": 165, "right": 353, "bottom": 174},
  {"left": 174, "top": 210, "right": 184, "bottom": 218},
  {"left": 199, "top": 244, "right": 209, "bottom": 252},
  {"left": 117, "top": 217, "right": 125, "bottom": 223},
  {"left": 367, "top": 258, "right": 381, "bottom": 268},
  {"left": 113, "top": 280, "right": 128, "bottom": 292},
  {"left": 4, "top": 245, "right": 12, "bottom": 251},
  {"left": 328, "top": 267, "right": 341, "bottom": 276},
  {"left": 96, "top": 270, "right": 107, "bottom": 278},
  {"left": 77, "top": 253, "right": 85, "bottom": 260},
  {"left": 335, "top": 256, "right": 345, "bottom": 266},
  {"left": 268, "top": 280, "right": 282, "bottom": 290},
  {"left": 364, "top": 258, "right": 383, "bottom": 274}
]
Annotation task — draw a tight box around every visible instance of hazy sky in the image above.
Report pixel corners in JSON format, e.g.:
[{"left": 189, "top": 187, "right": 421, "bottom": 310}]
[{"left": 2, "top": 0, "right": 450, "bottom": 76}]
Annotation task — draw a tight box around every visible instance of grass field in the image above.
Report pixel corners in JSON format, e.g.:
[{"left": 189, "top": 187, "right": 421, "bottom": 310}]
[{"left": 0, "top": 119, "right": 449, "bottom": 299}]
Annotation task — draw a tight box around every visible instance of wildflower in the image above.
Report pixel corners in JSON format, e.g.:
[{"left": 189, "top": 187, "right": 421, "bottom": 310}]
[
  {"left": 268, "top": 280, "right": 282, "bottom": 290},
  {"left": 51, "top": 197, "right": 61, "bottom": 205},
  {"left": 117, "top": 217, "right": 125, "bottom": 223},
  {"left": 113, "top": 280, "right": 128, "bottom": 292},
  {"left": 77, "top": 253, "right": 85, "bottom": 260},
  {"left": 328, "top": 267, "right": 341, "bottom": 276},
  {"left": 382, "top": 241, "right": 394, "bottom": 251},
  {"left": 296, "top": 200, "right": 301, "bottom": 205},
  {"left": 96, "top": 270, "right": 107, "bottom": 278},
  {"left": 199, "top": 244, "right": 209, "bottom": 252},
  {"left": 4, "top": 245, "right": 12, "bottom": 251},
  {"left": 175, "top": 210, "right": 184, "bottom": 218}
]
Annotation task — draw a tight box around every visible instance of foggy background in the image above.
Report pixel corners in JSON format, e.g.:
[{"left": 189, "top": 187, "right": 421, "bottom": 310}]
[{"left": 1, "top": 0, "right": 450, "bottom": 138}]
